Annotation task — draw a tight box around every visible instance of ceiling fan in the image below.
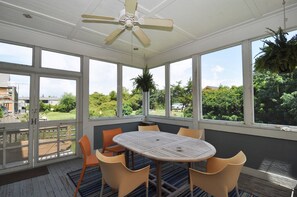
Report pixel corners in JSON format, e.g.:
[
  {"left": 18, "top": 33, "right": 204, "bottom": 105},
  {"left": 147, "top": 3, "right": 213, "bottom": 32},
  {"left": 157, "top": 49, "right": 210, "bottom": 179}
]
[{"left": 81, "top": 0, "right": 174, "bottom": 47}]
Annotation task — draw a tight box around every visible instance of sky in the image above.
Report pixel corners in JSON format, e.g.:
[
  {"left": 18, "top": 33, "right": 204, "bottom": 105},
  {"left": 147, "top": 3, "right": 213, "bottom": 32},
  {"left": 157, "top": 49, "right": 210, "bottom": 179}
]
[{"left": 1, "top": 29, "right": 296, "bottom": 97}]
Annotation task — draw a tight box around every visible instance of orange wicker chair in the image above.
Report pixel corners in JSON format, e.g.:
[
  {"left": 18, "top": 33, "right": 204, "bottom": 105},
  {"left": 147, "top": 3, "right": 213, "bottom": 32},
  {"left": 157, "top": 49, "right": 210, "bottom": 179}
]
[
  {"left": 96, "top": 150, "right": 150, "bottom": 197},
  {"left": 102, "top": 128, "right": 125, "bottom": 155},
  {"left": 138, "top": 125, "right": 160, "bottom": 131},
  {"left": 177, "top": 127, "right": 203, "bottom": 139},
  {"left": 189, "top": 151, "right": 247, "bottom": 197},
  {"left": 75, "top": 135, "right": 112, "bottom": 197}
]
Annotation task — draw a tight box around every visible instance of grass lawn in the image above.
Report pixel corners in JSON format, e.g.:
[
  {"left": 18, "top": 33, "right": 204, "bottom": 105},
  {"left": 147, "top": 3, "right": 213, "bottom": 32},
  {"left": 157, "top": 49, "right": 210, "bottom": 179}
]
[
  {"left": 43, "top": 112, "right": 76, "bottom": 120},
  {"left": 149, "top": 109, "right": 185, "bottom": 117},
  {"left": 149, "top": 109, "right": 166, "bottom": 116}
]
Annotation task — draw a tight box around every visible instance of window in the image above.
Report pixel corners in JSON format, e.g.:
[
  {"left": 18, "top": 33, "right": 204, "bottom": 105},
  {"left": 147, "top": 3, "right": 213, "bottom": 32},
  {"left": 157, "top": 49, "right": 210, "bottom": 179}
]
[
  {"left": 252, "top": 30, "right": 297, "bottom": 126},
  {"left": 41, "top": 50, "right": 80, "bottom": 72},
  {"left": 201, "top": 45, "right": 243, "bottom": 121},
  {"left": 0, "top": 42, "right": 32, "bottom": 66},
  {"left": 170, "top": 59, "right": 192, "bottom": 118},
  {"left": 39, "top": 77, "right": 76, "bottom": 120},
  {"left": 149, "top": 66, "right": 165, "bottom": 116},
  {"left": 122, "top": 66, "right": 142, "bottom": 116},
  {"left": 89, "top": 60, "right": 117, "bottom": 118},
  {"left": 0, "top": 73, "right": 30, "bottom": 123}
]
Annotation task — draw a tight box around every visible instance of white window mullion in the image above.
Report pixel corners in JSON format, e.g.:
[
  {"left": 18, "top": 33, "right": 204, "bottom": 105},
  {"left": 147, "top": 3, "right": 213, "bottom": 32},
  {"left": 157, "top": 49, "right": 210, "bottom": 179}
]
[
  {"left": 117, "top": 64, "right": 123, "bottom": 118},
  {"left": 165, "top": 63, "right": 170, "bottom": 117},
  {"left": 192, "top": 55, "right": 200, "bottom": 127},
  {"left": 242, "top": 40, "right": 254, "bottom": 126}
]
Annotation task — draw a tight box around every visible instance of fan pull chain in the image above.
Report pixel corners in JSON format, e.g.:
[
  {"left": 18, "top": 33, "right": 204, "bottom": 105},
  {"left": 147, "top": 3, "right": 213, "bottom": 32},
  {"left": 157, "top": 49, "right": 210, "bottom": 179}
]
[{"left": 282, "top": 0, "right": 287, "bottom": 31}]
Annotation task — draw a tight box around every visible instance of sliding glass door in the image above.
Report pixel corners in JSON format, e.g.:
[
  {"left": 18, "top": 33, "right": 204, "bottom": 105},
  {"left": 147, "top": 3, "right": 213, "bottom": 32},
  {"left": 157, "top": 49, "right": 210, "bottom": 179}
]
[
  {"left": 0, "top": 72, "right": 32, "bottom": 169},
  {"left": 37, "top": 76, "right": 77, "bottom": 162}
]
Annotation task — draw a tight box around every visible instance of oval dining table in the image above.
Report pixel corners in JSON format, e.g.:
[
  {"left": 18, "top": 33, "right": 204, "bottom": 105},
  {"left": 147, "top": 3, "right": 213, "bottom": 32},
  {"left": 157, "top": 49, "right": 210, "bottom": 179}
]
[{"left": 113, "top": 131, "right": 216, "bottom": 197}]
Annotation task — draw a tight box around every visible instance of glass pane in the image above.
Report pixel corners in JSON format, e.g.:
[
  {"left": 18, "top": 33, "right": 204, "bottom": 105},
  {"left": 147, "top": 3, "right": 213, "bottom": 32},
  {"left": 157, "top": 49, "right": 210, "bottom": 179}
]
[
  {"left": 6, "top": 147, "right": 29, "bottom": 164},
  {"left": 89, "top": 60, "right": 117, "bottom": 118},
  {"left": 0, "top": 73, "right": 30, "bottom": 123},
  {"left": 39, "top": 126, "right": 58, "bottom": 143},
  {"left": 201, "top": 45, "right": 243, "bottom": 121},
  {"left": 39, "top": 77, "right": 76, "bottom": 121},
  {"left": 6, "top": 129, "right": 29, "bottom": 148},
  {"left": 149, "top": 66, "right": 165, "bottom": 116},
  {"left": 0, "top": 150, "right": 2, "bottom": 168},
  {"left": 41, "top": 50, "right": 80, "bottom": 72},
  {"left": 59, "top": 124, "right": 76, "bottom": 140},
  {"left": 59, "top": 140, "right": 75, "bottom": 157},
  {"left": 0, "top": 130, "right": 3, "bottom": 149},
  {"left": 122, "top": 66, "right": 143, "bottom": 116},
  {"left": 252, "top": 29, "right": 297, "bottom": 126},
  {"left": 170, "top": 59, "right": 193, "bottom": 118},
  {"left": 38, "top": 142, "right": 58, "bottom": 161},
  {"left": 0, "top": 42, "right": 32, "bottom": 66}
]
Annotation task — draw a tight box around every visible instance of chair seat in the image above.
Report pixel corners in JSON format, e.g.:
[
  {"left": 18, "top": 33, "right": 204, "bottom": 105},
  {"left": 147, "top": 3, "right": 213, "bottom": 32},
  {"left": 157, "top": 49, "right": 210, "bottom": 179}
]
[{"left": 105, "top": 144, "right": 125, "bottom": 153}]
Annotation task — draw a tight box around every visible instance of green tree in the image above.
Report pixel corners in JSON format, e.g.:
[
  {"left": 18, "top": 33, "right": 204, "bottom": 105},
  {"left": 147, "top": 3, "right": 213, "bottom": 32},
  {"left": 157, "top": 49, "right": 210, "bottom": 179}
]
[
  {"left": 0, "top": 107, "right": 3, "bottom": 118},
  {"left": 253, "top": 69, "right": 297, "bottom": 125},
  {"left": 109, "top": 91, "right": 117, "bottom": 101},
  {"left": 202, "top": 86, "right": 243, "bottom": 121},
  {"left": 122, "top": 103, "right": 133, "bottom": 115},
  {"left": 57, "top": 93, "right": 76, "bottom": 112}
]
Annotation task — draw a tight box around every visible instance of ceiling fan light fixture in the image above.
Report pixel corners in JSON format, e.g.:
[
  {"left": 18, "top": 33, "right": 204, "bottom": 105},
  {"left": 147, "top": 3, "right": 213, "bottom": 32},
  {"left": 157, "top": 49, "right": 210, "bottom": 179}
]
[{"left": 81, "top": 0, "right": 173, "bottom": 47}]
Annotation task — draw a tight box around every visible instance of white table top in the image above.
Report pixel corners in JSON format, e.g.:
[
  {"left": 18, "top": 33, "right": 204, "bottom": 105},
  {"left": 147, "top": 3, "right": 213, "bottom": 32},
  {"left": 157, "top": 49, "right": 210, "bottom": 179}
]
[{"left": 113, "top": 131, "right": 216, "bottom": 162}]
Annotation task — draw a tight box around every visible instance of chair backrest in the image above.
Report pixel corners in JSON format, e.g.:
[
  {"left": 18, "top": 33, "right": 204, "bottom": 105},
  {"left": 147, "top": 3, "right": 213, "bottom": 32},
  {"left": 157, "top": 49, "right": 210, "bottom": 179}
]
[
  {"left": 209, "top": 151, "right": 247, "bottom": 192},
  {"left": 138, "top": 125, "right": 160, "bottom": 131},
  {"left": 177, "top": 127, "right": 203, "bottom": 139},
  {"left": 96, "top": 150, "right": 127, "bottom": 189},
  {"left": 102, "top": 128, "right": 123, "bottom": 151},
  {"left": 79, "top": 135, "right": 91, "bottom": 163}
]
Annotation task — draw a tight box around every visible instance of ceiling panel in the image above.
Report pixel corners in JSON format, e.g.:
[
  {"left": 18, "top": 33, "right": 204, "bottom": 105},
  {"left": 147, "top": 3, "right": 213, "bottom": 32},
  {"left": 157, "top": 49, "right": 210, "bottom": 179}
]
[
  {"left": 252, "top": 0, "right": 297, "bottom": 15},
  {"left": 159, "top": 0, "right": 254, "bottom": 38},
  {"left": 0, "top": 5, "right": 74, "bottom": 37},
  {"left": 1, "top": 0, "right": 297, "bottom": 60},
  {"left": 0, "top": 0, "right": 91, "bottom": 23}
]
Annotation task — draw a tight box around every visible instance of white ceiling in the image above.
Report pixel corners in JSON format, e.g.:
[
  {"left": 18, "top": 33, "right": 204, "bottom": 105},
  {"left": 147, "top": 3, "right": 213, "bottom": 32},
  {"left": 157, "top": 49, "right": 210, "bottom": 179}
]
[{"left": 0, "top": 0, "right": 297, "bottom": 60}]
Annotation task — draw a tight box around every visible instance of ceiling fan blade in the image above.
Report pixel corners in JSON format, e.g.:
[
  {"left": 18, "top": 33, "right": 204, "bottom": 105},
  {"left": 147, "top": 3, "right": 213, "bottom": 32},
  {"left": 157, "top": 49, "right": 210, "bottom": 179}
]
[
  {"left": 105, "top": 27, "right": 125, "bottom": 45},
  {"left": 82, "top": 19, "right": 120, "bottom": 25},
  {"left": 132, "top": 26, "right": 150, "bottom": 47},
  {"left": 125, "top": 0, "right": 137, "bottom": 15},
  {"left": 81, "top": 14, "right": 115, "bottom": 20},
  {"left": 138, "top": 17, "right": 173, "bottom": 28}
]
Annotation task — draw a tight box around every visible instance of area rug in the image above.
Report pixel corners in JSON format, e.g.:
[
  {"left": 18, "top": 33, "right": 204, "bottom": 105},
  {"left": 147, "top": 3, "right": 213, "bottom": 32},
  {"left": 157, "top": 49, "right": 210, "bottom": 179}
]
[
  {"left": 0, "top": 166, "right": 49, "bottom": 186},
  {"left": 67, "top": 156, "right": 257, "bottom": 197}
]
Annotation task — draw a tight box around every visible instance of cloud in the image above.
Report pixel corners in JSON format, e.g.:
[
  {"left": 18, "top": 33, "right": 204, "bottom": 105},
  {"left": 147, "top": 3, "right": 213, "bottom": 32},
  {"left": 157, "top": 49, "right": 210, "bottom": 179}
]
[{"left": 211, "top": 65, "right": 224, "bottom": 73}]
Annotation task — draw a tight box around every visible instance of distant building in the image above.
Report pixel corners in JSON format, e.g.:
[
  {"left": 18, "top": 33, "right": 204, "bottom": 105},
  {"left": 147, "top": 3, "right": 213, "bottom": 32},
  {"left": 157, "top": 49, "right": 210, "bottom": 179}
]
[
  {"left": 203, "top": 86, "right": 219, "bottom": 90},
  {"left": 19, "top": 97, "right": 60, "bottom": 108},
  {"left": 0, "top": 74, "right": 18, "bottom": 113}
]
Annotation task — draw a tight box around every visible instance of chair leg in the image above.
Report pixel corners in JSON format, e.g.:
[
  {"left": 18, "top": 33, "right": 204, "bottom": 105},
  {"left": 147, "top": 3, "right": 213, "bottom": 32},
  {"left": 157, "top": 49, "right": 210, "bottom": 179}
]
[
  {"left": 74, "top": 166, "right": 86, "bottom": 197},
  {"left": 146, "top": 186, "right": 148, "bottom": 197},
  {"left": 236, "top": 184, "right": 240, "bottom": 197},
  {"left": 100, "top": 180, "right": 104, "bottom": 197},
  {"left": 191, "top": 190, "right": 194, "bottom": 197}
]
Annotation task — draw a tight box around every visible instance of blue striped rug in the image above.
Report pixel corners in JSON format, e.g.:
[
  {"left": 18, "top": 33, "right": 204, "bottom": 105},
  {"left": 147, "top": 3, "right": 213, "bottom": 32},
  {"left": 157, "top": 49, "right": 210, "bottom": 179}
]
[{"left": 67, "top": 156, "right": 257, "bottom": 197}]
